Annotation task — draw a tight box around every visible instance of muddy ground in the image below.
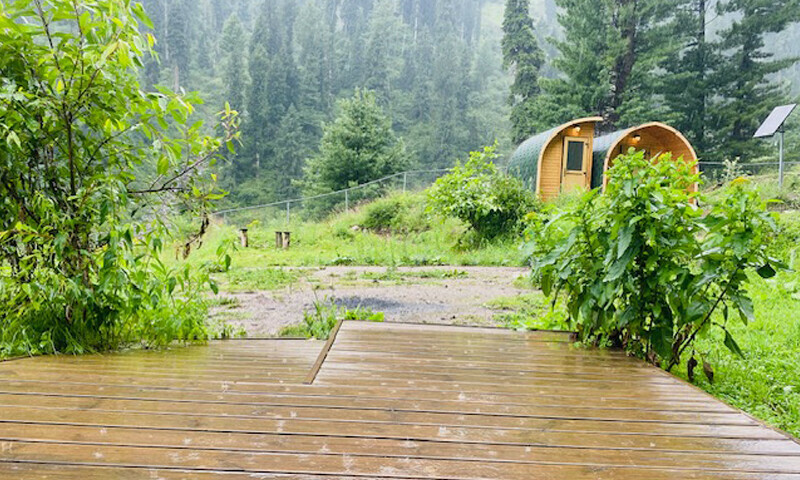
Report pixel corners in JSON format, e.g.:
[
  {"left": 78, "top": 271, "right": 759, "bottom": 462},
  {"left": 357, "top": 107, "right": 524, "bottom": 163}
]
[{"left": 211, "top": 266, "right": 531, "bottom": 337}]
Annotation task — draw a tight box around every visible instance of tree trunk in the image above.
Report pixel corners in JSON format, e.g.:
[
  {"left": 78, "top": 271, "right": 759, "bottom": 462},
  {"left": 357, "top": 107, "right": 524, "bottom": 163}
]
[{"left": 606, "top": 0, "right": 639, "bottom": 128}]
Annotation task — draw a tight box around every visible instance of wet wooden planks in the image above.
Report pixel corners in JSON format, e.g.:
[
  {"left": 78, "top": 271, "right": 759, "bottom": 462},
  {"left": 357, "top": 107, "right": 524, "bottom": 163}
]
[{"left": 0, "top": 323, "right": 799, "bottom": 479}]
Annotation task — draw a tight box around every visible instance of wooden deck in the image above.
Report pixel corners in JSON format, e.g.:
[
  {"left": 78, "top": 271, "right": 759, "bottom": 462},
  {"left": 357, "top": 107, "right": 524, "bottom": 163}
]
[{"left": 0, "top": 321, "right": 799, "bottom": 479}]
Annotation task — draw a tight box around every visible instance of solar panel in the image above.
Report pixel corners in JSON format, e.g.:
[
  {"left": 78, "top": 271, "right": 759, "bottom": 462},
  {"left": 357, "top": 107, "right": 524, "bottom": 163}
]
[{"left": 754, "top": 104, "right": 797, "bottom": 138}]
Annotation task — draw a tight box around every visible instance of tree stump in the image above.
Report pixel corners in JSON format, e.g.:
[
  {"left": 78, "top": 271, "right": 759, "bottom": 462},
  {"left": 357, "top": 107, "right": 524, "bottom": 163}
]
[{"left": 239, "top": 228, "right": 249, "bottom": 248}]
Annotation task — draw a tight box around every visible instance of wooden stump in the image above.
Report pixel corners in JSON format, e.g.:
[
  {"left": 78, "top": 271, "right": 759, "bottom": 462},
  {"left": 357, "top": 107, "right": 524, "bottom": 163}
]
[
  {"left": 239, "top": 228, "right": 249, "bottom": 248},
  {"left": 275, "top": 231, "right": 291, "bottom": 249}
]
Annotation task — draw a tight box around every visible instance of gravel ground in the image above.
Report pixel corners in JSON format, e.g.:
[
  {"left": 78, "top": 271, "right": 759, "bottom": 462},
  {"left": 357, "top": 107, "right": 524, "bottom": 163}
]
[{"left": 210, "top": 266, "right": 530, "bottom": 337}]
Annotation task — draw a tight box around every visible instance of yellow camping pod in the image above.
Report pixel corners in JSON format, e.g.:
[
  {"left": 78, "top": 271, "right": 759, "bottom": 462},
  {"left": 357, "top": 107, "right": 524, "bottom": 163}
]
[
  {"left": 507, "top": 117, "right": 602, "bottom": 200},
  {"left": 591, "top": 122, "right": 699, "bottom": 189}
]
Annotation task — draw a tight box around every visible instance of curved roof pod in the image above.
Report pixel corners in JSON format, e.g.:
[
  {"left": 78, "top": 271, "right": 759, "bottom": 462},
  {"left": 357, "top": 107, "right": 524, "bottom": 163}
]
[
  {"left": 508, "top": 116, "right": 603, "bottom": 199},
  {"left": 591, "top": 122, "right": 699, "bottom": 190}
]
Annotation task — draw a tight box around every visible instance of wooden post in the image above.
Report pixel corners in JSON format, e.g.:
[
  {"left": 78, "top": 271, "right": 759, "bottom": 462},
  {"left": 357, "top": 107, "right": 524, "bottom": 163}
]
[
  {"left": 239, "top": 228, "right": 249, "bottom": 248},
  {"left": 275, "top": 231, "right": 283, "bottom": 249},
  {"left": 282, "top": 231, "right": 291, "bottom": 249}
]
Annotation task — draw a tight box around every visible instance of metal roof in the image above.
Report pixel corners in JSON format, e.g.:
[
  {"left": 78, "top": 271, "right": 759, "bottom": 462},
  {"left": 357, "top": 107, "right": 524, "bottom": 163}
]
[{"left": 508, "top": 117, "right": 603, "bottom": 191}]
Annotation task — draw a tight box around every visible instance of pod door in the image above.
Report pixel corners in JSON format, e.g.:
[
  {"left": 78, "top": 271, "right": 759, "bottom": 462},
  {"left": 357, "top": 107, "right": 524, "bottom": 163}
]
[{"left": 562, "top": 136, "right": 589, "bottom": 193}]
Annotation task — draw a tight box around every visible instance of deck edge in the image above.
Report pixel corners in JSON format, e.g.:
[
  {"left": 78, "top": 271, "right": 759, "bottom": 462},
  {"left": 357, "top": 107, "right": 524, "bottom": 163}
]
[{"left": 303, "top": 319, "right": 344, "bottom": 385}]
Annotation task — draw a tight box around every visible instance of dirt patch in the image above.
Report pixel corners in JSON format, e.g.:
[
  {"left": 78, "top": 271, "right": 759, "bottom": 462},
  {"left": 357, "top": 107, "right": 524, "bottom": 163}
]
[{"left": 210, "top": 266, "right": 531, "bottom": 337}]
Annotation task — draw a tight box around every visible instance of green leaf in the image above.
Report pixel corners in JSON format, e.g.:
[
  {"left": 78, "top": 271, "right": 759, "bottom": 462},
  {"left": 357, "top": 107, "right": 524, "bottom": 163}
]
[
  {"left": 209, "top": 281, "right": 219, "bottom": 295},
  {"left": 156, "top": 156, "right": 168, "bottom": 175},
  {"left": 723, "top": 329, "right": 745, "bottom": 359},
  {"left": 6, "top": 131, "right": 21, "bottom": 149},
  {"left": 732, "top": 293, "right": 754, "bottom": 325},
  {"left": 756, "top": 263, "right": 776, "bottom": 279},
  {"left": 617, "top": 224, "right": 634, "bottom": 259},
  {"left": 100, "top": 40, "right": 119, "bottom": 64}
]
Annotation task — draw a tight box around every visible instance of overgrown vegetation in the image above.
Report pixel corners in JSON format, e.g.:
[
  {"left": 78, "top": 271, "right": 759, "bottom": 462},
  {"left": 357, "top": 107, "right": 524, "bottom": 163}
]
[
  {"left": 427, "top": 144, "right": 538, "bottom": 243},
  {"left": 528, "top": 151, "right": 779, "bottom": 375},
  {"left": 0, "top": 0, "right": 235, "bottom": 358},
  {"left": 279, "top": 297, "right": 384, "bottom": 340}
]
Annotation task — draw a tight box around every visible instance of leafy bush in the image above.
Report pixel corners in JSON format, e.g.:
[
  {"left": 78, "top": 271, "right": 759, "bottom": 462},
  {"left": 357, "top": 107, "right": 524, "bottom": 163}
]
[
  {"left": 361, "top": 193, "right": 430, "bottom": 234},
  {"left": 528, "top": 150, "right": 780, "bottom": 374},
  {"left": 280, "top": 298, "right": 384, "bottom": 340},
  {"left": 427, "top": 144, "right": 538, "bottom": 242},
  {"left": 0, "top": 0, "right": 236, "bottom": 357}
]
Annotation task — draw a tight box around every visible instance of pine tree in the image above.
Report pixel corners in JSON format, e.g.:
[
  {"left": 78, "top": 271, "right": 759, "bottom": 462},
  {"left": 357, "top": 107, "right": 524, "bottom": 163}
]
[
  {"left": 662, "top": 0, "right": 714, "bottom": 155},
  {"left": 219, "top": 14, "right": 247, "bottom": 113},
  {"left": 710, "top": 0, "right": 800, "bottom": 161},
  {"left": 238, "top": 0, "right": 301, "bottom": 201},
  {"left": 166, "top": 0, "right": 191, "bottom": 90},
  {"left": 302, "top": 89, "right": 408, "bottom": 196},
  {"left": 296, "top": 0, "right": 333, "bottom": 114},
  {"left": 430, "top": 0, "right": 474, "bottom": 167},
  {"left": 536, "top": 0, "right": 677, "bottom": 130},
  {"left": 363, "top": 0, "right": 407, "bottom": 104},
  {"left": 502, "top": 0, "right": 543, "bottom": 143}
]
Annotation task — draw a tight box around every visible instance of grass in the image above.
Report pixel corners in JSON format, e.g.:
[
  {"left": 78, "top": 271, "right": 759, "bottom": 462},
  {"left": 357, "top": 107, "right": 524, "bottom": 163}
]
[
  {"left": 485, "top": 292, "right": 568, "bottom": 331},
  {"left": 361, "top": 267, "right": 469, "bottom": 282},
  {"left": 672, "top": 274, "right": 800, "bottom": 439},
  {"left": 279, "top": 297, "right": 385, "bottom": 340},
  {"left": 178, "top": 192, "right": 526, "bottom": 271},
  {"left": 215, "top": 267, "right": 300, "bottom": 292}
]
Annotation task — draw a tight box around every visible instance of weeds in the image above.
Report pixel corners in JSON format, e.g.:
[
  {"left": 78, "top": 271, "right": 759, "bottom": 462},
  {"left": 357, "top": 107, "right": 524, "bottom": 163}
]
[
  {"left": 362, "top": 267, "right": 468, "bottom": 282},
  {"left": 280, "top": 297, "right": 384, "bottom": 340},
  {"left": 486, "top": 293, "right": 568, "bottom": 331},
  {"left": 221, "top": 268, "right": 299, "bottom": 292}
]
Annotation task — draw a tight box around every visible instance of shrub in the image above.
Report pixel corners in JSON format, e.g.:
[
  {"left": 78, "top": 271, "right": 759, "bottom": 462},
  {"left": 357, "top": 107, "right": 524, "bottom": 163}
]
[
  {"left": 361, "top": 193, "right": 430, "bottom": 234},
  {"left": 528, "top": 150, "right": 780, "bottom": 375},
  {"left": 427, "top": 144, "right": 538, "bottom": 242},
  {"left": 0, "top": 0, "right": 236, "bottom": 357}
]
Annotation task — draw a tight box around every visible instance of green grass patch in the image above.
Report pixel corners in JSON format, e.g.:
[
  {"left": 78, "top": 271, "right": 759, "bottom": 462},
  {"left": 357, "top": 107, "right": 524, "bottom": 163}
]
[
  {"left": 280, "top": 298, "right": 385, "bottom": 340},
  {"left": 673, "top": 274, "right": 800, "bottom": 439},
  {"left": 361, "top": 267, "right": 468, "bottom": 282},
  {"left": 178, "top": 192, "right": 525, "bottom": 270},
  {"left": 218, "top": 268, "right": 299, "bottom": 292},
  {"left": 486, "top": 292, "right": 568, "bottom": 331}
]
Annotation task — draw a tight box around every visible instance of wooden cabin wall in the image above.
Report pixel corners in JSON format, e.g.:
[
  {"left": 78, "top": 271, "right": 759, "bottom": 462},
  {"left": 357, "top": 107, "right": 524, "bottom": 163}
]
[
  {"left": 607, "top": 127, "right": 696, "bottom": 171},
  {"left": 539, "top": 121, "right": 596, "bottom": 200}
]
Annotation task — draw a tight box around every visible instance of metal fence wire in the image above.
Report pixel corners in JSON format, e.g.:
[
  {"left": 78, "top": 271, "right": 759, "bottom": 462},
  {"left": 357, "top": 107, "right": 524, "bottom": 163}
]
[
  {"left": 214, "top": 168, "right": 458, "bottom": 228},
  {"left": 214, "top": 162, "right": 798, "bottom": 228}
]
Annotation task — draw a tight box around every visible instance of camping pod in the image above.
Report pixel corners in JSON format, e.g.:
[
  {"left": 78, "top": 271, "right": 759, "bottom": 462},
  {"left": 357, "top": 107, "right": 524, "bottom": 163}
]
[
  {"left": 507, "top": 117, "right": 602, "bottom": 200},
  {"left": 591, "top": 122, "right": 699, "bottom": 190}
]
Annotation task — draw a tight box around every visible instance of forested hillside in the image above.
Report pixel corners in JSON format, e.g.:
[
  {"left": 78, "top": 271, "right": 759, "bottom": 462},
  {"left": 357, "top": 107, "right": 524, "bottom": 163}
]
[
  {"left": 139, "top": 0, "right": 512, "bottom": 206},
  {"left": 138, "top": 0, "right": 800, "bottom": 207}
]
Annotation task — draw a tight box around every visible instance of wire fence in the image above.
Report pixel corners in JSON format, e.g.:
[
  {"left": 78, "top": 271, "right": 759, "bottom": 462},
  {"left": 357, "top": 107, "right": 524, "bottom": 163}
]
[
  {"left": 213, "top": 161, "right": 799, "bottom": 228},
  {"left": 699, "top": 162, "right": 800, "bottom": 188},
  {"left": 213, "top": 168, "right": 459, "bottom": 228}
]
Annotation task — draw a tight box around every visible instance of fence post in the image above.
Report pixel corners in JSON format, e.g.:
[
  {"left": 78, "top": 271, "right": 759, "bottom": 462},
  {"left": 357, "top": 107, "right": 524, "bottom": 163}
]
[
  {"left": 779, "top": 130, "right": 785, "bottom": 189},
  {"left": 345, "top": 189, "right": 349, "bottom": 211},
  {"left": 403, "top": 172, "right": 407, "bottom": 193},
  {"left": 286, "top": 201, "right": 290, "bottom": 225}
]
